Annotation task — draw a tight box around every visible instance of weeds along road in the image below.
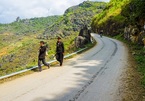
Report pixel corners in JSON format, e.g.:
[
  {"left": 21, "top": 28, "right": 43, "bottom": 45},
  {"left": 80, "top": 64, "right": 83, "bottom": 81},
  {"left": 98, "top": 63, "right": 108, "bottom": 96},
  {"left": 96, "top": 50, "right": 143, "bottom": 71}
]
[{"left": 0, "top": 34, "right": 128, "bottom": 101}]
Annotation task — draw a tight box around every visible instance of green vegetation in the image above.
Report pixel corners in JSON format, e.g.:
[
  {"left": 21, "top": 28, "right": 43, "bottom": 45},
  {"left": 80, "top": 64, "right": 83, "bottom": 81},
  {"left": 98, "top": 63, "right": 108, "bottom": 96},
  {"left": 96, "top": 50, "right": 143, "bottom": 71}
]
[
  {"left": 133, "top": 47, "right": 145, "bottom": 86},
  {"left": 0, "top": 32, "right": 79, "bottom": 76},
  {"left": 0, "top": 1, "right": 106, "bottom": 76},
  {"left": 43, "top": 1, "right": 107, "bottom": 38},
  {"left": 0, "top": 16, "right": 60, "bottom": 35},
  {"left": 114, "top": 34, "right": 145, "bottom": 87},
  {"left": 92, "top": 0, "right": 145, "bottom": 34}
]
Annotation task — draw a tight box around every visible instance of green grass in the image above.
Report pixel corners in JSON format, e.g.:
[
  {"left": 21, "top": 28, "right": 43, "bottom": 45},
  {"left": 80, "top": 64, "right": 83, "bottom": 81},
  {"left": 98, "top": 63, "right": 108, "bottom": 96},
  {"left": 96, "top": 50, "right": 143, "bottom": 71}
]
[
  {"left": 113, "top": 34, "right": 145, "bottom": 87},
  {"left": 0, "top": 32, "right": 80, "bottom": 76}
]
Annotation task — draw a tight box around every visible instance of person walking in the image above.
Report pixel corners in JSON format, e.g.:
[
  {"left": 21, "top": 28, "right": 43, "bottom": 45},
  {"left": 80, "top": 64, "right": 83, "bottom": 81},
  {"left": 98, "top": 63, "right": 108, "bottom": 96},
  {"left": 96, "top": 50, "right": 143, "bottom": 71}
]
[
  {"left": 38, "top": 41, "right": 50, "bottom": 72},
  {"left": 100, "top": 30, "right": 103, "bottom": 38},
  {"left": 56, "top": 37, "right": 64, "bottom": 66}
]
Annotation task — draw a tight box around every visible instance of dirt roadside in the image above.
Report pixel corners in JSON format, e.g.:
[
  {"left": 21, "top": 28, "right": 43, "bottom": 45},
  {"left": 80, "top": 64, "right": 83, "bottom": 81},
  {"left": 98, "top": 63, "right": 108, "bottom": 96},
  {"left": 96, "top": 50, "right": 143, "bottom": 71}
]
[{"left": 119, "top": 44, "right": 145, "bottom": 101}]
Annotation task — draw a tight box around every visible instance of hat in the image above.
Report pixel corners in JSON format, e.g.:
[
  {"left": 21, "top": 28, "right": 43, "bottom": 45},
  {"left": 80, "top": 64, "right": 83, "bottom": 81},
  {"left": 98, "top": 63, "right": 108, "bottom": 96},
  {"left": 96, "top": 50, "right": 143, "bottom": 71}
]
[
  {"left": 40, "top": 41, "right": 45, "bottom": 44},
  {"left": 57, "top": 37, "right": 61, "bottom": 39}
]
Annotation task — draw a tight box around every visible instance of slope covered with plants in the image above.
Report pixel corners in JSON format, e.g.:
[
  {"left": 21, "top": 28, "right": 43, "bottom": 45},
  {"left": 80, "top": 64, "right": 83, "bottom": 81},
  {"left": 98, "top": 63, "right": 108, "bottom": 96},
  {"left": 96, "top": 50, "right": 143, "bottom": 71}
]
[
  {"left": 0, "top": 1, "right": 106, "bottom": 76},
  {"left": 42, "top": 1, "right": 106, "bottom": 39},
  {"left": 92, "top": 0, "right": 145, "bottom": 36}
]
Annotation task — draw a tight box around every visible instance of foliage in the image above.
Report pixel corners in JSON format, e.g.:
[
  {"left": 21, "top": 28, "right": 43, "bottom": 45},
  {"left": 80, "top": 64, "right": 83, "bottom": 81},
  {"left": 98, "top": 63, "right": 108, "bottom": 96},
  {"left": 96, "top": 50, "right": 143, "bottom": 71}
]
[
  {"left": 0, "top": 1, "right": 106, "bottom": 76},
  {"left": 43, "top": 1, "right": 107, "bottom": 37},
  {"left": 0, "top": 33, "right": 78, "bottom": 76},
  {"left": 92, "top": 0, "right": 145, "bottom": 34},
  {"left": 0, "top": 16, "right": 60, "bottom": 35}
]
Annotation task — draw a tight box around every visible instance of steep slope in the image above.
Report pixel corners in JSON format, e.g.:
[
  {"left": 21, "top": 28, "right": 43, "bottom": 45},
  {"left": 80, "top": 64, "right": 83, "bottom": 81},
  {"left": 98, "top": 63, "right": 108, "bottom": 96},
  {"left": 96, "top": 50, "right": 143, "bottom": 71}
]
[
  {"left": 91, "top": 0, "right": 145, "bottom": 36},
  {"left": 42, "top": 1, "right": 106, "bottom": 39}
]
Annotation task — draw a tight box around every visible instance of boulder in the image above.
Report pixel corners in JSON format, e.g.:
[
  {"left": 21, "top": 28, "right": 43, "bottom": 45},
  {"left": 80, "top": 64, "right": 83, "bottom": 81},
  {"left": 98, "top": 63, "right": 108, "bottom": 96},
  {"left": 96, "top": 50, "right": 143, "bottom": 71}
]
[
  {"left": 124, "top": 26, "right": 129, "bottom": 40},
  {"left": 130, "top": 35, "right": 138, "bottom": 43},
  {"left": 75, "top": 25, "right": 91, "bottom": 48},
  {"left": 138, "top": 31, "right": 145, "bottom": 45},
  {"left": 75, "top": 36, "right": 85, "bottom": 48}
]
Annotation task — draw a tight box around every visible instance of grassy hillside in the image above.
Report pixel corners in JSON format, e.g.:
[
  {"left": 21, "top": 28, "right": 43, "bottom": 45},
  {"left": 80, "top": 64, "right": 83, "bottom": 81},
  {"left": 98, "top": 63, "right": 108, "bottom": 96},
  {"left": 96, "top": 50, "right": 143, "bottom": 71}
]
[
  {"left": 0, "top": 1, "right": 106, "bottom": 76},
  {"left": 43, "top": 1, "right": 106, "bottom": 39},
  {"left": 91, "top": 0, "right": 145, "bottom": 35},
  {"left": 0, "top": 16, "right": 60, "bottom": 35}
]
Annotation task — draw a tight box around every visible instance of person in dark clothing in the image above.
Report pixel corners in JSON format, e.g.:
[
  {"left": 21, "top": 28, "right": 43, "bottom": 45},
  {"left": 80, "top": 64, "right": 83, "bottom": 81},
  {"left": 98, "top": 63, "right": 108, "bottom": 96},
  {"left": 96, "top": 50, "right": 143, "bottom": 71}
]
[
  {"left": 38, "top": 41, "right": 50, "bottom": 72},
  {"left": 56, "top": 37, "right": 64, "bottom": 66},
  {"left": 100, "top": 30, "right": 103, "bottom": 38}
]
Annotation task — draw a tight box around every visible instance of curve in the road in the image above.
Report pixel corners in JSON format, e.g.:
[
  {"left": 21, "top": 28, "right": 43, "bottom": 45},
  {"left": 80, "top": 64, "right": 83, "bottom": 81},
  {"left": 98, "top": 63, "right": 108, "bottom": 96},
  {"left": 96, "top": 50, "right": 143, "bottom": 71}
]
[
  {"left": 69, "top": 35, "right": 119, "bottom": 101},
  {"left": 0, "top": 33, "right": 128, "bottom": 101}
]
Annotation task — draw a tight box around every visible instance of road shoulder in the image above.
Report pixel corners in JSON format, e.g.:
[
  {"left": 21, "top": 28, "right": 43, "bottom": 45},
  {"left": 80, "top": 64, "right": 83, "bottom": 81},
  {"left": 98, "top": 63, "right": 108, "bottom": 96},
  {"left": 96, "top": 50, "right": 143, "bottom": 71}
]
[{"left": 118, "top": 43, "right": 145, "bottom": 101}]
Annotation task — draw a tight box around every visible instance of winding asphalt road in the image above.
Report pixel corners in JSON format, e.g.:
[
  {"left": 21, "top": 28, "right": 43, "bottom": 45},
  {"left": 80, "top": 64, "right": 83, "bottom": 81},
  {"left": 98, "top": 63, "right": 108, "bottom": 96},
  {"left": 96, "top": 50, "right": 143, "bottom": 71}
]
[{"left": 0, "top": 34, "right": 128, "bottom": 101}]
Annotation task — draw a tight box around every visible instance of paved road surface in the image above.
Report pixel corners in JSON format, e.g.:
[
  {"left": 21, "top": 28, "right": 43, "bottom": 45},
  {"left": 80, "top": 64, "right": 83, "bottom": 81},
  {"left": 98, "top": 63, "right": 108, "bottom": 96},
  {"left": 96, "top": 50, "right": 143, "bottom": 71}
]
[{"left": 0, "top": 34, "right": 128, "bottom": 101}]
